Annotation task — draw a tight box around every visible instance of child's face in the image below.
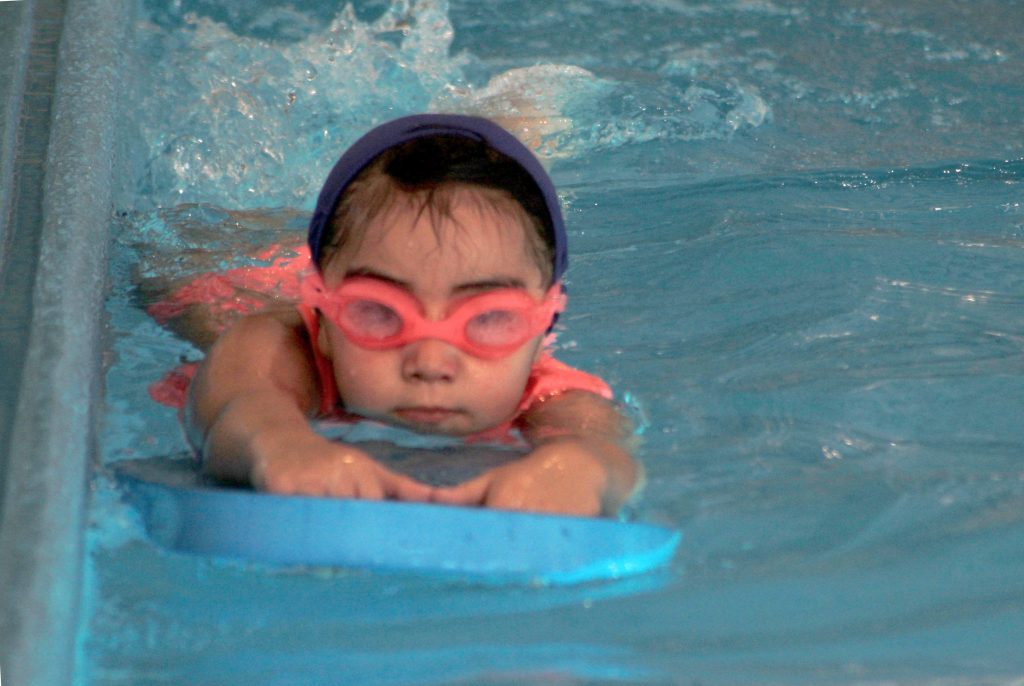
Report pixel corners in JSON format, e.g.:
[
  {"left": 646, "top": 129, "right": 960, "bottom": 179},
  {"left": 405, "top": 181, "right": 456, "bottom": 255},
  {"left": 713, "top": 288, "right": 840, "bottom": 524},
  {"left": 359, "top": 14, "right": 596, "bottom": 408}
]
[{"left": 317, "top": 187, "right": 549, "bottom": 436}]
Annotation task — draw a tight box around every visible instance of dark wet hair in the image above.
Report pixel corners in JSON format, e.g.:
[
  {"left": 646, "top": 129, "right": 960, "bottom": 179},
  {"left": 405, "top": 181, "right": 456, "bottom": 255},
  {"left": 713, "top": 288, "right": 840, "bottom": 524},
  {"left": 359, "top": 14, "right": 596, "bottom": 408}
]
[{"left": 319, "top": 135, "right": 555, "bottom": 284}]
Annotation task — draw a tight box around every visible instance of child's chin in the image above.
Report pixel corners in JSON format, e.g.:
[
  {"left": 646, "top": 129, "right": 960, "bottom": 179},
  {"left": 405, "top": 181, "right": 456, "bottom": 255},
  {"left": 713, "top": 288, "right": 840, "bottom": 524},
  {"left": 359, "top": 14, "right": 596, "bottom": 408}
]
[{"left": 391, "top": 408, "right": 475, "bottom": 435}]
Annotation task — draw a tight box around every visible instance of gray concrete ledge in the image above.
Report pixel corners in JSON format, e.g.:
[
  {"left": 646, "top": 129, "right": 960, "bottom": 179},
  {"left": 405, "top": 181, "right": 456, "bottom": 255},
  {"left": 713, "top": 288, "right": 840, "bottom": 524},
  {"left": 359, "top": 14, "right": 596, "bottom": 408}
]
[{"left": 0, "top": 0, "right": 130, "bottom": 684}]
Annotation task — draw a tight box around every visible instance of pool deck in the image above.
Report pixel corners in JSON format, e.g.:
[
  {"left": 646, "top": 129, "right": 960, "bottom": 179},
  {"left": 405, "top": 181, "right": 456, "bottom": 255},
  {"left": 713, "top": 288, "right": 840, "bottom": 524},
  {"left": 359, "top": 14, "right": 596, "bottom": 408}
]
[{"left": 0, "top": 1, "right": 129, "bottom": 684}]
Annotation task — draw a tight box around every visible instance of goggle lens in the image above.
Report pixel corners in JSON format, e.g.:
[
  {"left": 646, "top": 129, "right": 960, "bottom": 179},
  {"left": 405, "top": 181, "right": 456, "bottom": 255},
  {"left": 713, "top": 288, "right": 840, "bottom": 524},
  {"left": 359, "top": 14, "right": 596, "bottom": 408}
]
[
  {"left": 340, "top": 299, "right": 403, "bottom": 340},
  {"left": 466, "top": 309, "right": 530, "bottom": 347}
]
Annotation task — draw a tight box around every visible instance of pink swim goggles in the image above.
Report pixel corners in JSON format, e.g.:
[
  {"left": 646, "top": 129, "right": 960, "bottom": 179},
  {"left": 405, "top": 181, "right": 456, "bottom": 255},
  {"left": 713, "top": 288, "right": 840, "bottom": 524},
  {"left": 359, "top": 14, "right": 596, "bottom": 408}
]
[{"left": 301, "top": 273, "right": 565, "bottom": 359}]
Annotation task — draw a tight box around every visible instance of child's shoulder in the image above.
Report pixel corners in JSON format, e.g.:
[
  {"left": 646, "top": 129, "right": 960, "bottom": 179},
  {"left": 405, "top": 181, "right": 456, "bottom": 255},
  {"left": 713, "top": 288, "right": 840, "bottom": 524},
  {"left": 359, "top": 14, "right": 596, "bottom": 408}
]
[
  {"left": 211, "top": 306, "right": 309, "bottom": 357},
  {"left": 520, "top": 352, "right": 613, "bottom": 412},
  {"left": 192, "top": 307, "right": 323, "bottom": 414}
]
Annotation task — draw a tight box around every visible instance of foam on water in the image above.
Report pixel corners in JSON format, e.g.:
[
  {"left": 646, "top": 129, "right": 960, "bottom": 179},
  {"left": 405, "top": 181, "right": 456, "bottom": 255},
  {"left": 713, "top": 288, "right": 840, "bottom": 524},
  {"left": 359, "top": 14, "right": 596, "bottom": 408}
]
[{"left": 128, "top": 0, "right": 769, "bottom": 209}]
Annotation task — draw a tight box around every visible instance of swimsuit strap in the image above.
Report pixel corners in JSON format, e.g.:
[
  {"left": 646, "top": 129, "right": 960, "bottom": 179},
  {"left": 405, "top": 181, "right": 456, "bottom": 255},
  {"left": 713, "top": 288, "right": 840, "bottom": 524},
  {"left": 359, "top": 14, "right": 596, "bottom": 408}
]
[{"left": 296, "top": 303, "right": 342, "bottom": 417}]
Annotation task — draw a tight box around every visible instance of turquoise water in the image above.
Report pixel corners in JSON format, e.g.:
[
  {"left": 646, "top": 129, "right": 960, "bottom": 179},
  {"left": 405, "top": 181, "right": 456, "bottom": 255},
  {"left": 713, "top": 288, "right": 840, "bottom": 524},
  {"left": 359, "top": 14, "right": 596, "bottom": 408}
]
[{"left": 84, "top": 1, "right": 1024, "bottom": 684}]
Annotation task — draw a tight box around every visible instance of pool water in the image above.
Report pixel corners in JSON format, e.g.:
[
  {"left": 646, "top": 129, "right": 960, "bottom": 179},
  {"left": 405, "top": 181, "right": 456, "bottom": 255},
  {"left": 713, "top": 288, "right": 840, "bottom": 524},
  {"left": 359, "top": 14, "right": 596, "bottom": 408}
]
[{"left": 82, "top": 0, "right": 1024, "bottom": 684}]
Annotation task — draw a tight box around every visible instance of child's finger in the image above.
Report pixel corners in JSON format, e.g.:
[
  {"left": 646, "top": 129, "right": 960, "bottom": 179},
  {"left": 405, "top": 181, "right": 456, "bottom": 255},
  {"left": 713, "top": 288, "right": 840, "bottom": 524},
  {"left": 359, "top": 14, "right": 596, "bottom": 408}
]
[
  {"left": 431, "top": 474, "right": 491, "bottom": 507},
  {"left": 382, "top": 471, "right": 434, "bottom": 502},
  {"left": 352, "top": 472, "right": 385, "bottom": 500}
]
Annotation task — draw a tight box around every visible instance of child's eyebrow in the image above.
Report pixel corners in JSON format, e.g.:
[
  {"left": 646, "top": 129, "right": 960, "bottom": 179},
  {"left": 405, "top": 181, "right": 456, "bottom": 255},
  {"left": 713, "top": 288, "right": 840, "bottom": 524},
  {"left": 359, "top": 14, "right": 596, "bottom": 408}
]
[
  {"left": 344, "top": 268, "right": 528, "bottom": 294},
  {"left": 451, "top": 278, "right": 528, "bottom": 294},
  {"left": 343, "top": 267, "right": 411, "bottom": 289}
]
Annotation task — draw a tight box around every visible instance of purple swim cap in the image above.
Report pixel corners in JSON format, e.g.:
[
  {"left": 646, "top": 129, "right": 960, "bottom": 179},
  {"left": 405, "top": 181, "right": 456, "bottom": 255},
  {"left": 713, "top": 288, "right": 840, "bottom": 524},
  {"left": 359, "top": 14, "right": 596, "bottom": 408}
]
[{"left": 307, "top": 114, "right": 567, "bottom": 282}]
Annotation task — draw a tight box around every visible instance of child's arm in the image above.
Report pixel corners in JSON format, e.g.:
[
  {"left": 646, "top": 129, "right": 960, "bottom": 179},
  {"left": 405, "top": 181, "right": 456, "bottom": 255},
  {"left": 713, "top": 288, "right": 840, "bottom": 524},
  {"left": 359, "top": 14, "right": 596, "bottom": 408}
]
[
  {"left": 185, "top": 309, "right": 433, "bottom": 501},
  {"left": 432, "top": 391, "right": 643, "bottom": 517}
]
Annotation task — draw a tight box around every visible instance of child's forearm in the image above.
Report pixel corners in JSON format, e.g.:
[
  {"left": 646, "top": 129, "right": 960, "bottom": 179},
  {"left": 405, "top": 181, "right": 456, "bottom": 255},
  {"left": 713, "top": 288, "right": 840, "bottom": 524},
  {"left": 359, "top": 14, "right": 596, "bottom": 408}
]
[
  {"left": 519, "top": 391, "right": 644, "bottom": 513},
  {"left": 182, "top": 311, "right": 324, "bottom": 485},
  {"left": 541, "top": 436, "right": 642, "bottom": 515},
  {"left": 552, "top": 436, "right": 641, "bottom": 514},
  {"left": 433, "top": 392, "right": 642, "bottom": 516},
  {"left": 188, "top": 389, "right": 324, "bottom": 485},
  {"left": 188, "top": 388, "right": 432, "bottom": 501}
]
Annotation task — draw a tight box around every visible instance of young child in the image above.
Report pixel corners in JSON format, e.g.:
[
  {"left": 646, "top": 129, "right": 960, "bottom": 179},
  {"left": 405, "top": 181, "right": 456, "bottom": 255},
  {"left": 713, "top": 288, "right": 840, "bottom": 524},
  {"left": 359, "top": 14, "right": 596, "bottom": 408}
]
[{"left": 185, "top": 114, "right": 641, "bottom": 517}]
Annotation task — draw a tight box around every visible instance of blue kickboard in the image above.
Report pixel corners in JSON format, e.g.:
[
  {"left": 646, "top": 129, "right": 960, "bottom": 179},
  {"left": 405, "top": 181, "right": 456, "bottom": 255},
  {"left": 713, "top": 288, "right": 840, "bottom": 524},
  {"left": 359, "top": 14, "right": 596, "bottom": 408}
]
[{"left": 114, "top": 458, "right": 681, "bottom": 585}]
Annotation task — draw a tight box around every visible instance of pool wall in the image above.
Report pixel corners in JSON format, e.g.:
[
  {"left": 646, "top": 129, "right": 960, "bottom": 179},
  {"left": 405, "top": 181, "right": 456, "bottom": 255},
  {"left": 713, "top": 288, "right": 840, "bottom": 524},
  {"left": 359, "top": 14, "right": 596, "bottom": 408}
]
[{"left": 0, "top": 1, "right": 130, "bottom": 684}]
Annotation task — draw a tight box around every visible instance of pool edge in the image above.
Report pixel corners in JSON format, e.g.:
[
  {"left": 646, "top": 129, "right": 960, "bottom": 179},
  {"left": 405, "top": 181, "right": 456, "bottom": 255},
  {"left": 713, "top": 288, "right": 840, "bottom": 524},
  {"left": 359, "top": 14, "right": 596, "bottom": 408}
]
[{"left": 0, "top": 0, "right": 130, "bottom": 684}]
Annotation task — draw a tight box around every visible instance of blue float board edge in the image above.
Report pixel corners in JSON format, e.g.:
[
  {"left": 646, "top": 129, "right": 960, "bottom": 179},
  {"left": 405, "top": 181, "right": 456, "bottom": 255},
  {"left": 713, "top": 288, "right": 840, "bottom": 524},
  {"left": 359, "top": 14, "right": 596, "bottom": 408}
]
[{"left": 113, "top": 464, "right": 681, "bottom": 587}]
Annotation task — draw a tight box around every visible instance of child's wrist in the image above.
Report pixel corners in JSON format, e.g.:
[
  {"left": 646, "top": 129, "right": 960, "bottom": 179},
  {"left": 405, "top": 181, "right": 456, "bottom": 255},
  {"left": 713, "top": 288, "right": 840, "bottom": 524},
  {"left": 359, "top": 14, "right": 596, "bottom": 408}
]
[
  {"left": 526, "top": 426, "right": 586, "bottom": 446},
  {"left": 531, "top": 435, "right": 639, "bottom": 513},
  {"left": 246, "top": 424, "right": 324, "bottom": 477}
]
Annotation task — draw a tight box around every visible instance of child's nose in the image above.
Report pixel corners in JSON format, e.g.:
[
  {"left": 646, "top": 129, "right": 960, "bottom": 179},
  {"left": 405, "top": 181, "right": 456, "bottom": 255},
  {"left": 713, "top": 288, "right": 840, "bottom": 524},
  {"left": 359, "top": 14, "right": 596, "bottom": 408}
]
[{"left": 401, "top": 338, "right": 460, "bottom": 383}]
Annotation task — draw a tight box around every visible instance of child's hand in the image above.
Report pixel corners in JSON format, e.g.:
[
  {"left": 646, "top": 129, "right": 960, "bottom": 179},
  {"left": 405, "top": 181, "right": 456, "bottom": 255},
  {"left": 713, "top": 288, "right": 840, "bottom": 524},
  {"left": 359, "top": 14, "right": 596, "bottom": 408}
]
[
  {"left": 431, "top": 438, "right": 612, "bottom": 517},
  {"left": 187, "top": 311, "right": 435, "bottom": 503},
  {"left": 252, "top": 438, "right": 434, "bottom": 502}
]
